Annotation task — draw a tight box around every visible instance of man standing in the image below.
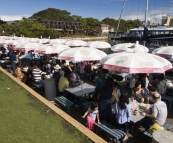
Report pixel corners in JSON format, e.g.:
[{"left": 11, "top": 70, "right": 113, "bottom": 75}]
[{"left": 140, "top": 86, "right": 167, "bottom": 131}]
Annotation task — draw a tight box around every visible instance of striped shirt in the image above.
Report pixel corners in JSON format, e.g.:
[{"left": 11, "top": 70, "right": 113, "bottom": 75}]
[{"left": 32, "top": 68, "right": 42, "bottom": 83}]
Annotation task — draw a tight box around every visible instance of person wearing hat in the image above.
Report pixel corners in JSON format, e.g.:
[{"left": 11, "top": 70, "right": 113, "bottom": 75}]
[{"left": 53, "top": 64, "right": 61, "bottom": 85}]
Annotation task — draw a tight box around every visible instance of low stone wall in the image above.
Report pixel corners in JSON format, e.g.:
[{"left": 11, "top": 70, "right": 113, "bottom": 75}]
[{"left": 0, "top": 67, "right": 106, "bottom": 143}]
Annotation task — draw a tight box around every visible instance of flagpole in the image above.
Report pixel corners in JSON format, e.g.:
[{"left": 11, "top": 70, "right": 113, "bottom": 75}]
[
  {"left": 115, "top": 0, "right": 126, "bottom": 38},
  {"left": 144, "top": 0, "right": 149, "bottom": 46},
  {"left": 144, "top": 0, "right": 149, "bottom": 26}
]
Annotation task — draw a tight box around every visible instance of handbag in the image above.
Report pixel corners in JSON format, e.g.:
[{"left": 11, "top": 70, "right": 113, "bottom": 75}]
[{"left": 148, "top": 123, "right": 166, "bottom": 134}]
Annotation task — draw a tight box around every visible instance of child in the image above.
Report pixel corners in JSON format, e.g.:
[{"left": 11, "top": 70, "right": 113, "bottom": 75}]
[{"left": 81, "top": 102, "right": 101, "bottom": 131}]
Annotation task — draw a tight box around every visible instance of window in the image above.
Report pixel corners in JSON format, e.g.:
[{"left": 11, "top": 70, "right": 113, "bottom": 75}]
[
  {"left": 170, "top": 31, "right": 173, "bottom": 34},
  {"left": 165, "top": 31, "right": 169, "bottom": 34},
  {"left": 160, "top": 31, "right": 164, "bottom": 34}
]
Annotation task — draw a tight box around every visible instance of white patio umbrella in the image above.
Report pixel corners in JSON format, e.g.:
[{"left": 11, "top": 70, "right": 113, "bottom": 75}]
[
  {"left": 0, "top": 39, "right": 6, "bottom": 45},
  {"left": 50, "top": 39, "right": 67, "bottom": 44},
  {"left": 84, "top": 41, "right": 111, "bottom": 49},
  {"left": 0, "top": 40, "right": 15, "bottom": 45},
  {"left": 153, "top": 46, "right": 173, "bottom": 59},
  {"left": 38, "top": 39, "right": 50, "bottom": 44},
  {"left": 100, "top": 53, "right": 172, "bottom": 74},
  {"left": 34, "top": 44, "right": 70, "bottom": 54},
  {"left": 66, "top": 40, "right": 87, "bottom": 47},
  {"left": 29, "top": 38, "right": 40, "bottom": 43},
  {"left": 12, "top": 40, "right": 26, "bottom": 46},
  {"left": 58, "top": 47, "right": 107, "bottom": 62},
  {"left": 111, "top": 41, "right": 149, "bottom": 53},
  {"left": 15, "top": 42, "right": 43, "bottom": 51}
]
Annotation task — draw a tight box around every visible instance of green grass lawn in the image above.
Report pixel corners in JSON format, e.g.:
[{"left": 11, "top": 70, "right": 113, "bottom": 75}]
[{"left": 0, "top": 71, "right": 92, "bottom": 143}]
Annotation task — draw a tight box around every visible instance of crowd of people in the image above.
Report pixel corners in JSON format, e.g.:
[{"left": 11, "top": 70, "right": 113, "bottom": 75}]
[
  {"left": 81, "top": 73, "right": 172, "bottom": 142},
  {"left": 0, "top": 44, "right": 173, "bottom": 143}
]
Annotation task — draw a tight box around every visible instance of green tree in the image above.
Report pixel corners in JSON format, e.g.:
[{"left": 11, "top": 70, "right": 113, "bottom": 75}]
[
  {"left": 30, "top": 8, "right": 72, "bottom": 21},
  {"left": 42, "top": 29, "right": 61, "bottom": 39},
  {"left": 101, "top": 17, "right": 117, "bottom": 27},
  {"left": 30, "top": 22, "right": 46, "bottom": 37},
  {"left": 82, "top": 17, "right": 100, "bottom": 29},
  {"left": 0, "top": 19, "right": 7, "bottom": 25}
]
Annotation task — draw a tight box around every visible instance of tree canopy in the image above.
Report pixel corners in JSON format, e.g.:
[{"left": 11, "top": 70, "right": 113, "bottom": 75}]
[
  {"left": 29, "top": 8, "right": 143, "bottom": 32},
  {"left": 0, "top": 8, "right": 145, "bottom": 37}
]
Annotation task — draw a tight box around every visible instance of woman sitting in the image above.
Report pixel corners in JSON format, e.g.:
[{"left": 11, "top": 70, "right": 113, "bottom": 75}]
[
  {"left": 114, "top": 91, "right": 131, "bottom": 142},
  {"left": 14, "top": 63, "right": 27, "bottom": 83},
  {"left": 132, "top": 81, "right": 145, "bottom": 103},
  {"left": 69, "top": 72, "right": 81, "bottom": 86}
]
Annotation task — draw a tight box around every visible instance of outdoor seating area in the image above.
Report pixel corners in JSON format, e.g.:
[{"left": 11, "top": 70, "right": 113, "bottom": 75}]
[{"left": 1, "top": 36, "right": 173, "bottom": 143}]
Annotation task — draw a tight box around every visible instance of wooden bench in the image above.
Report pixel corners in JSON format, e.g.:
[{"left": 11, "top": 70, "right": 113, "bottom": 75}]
[
  {"left": 54, "top": 96, "right": 74, "bottom": 114},
  {"left": 94, "top": 120, "right": 126, "bottom": 143},
  {"left": 163, "top": 123, "right": 173, "bottom": 130},
  {"left": 32, "top": 81, "right": 44, "bottom": 91},
  {"left": 82, "top": 101, "right": 92, "bottom": 109},
  {"left": 6, "top": 64, "right": 13, "bottom": 73},
  {"left": 161, "top": 96, "right": 173, "bottom": 109}
]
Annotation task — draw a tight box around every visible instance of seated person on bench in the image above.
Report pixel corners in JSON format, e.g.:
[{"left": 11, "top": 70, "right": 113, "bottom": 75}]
[
  {"left": 58, "top": 71, "right": 70, "bottom": 94},
  {"left": 70, "top": 72, "right": 81, "bottom": 86},
  {"left": 140, "top": 86, "right": 167, "bottom": 131},
  {"left": 32, "top": 64, "right": 45, "bottom": 85}
]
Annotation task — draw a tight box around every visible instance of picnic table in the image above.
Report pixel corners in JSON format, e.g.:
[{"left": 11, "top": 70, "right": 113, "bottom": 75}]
[
  {"left": 65, "top": 83, "right": 95, "bottom": 97},
  {"left": 130, "top": 100, "right": 152, "bottom": 123}
]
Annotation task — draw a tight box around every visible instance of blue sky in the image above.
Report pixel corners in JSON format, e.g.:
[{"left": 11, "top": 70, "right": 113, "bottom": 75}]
[{"left": 0, "top": 0, "right": 173, "bottom": 23}]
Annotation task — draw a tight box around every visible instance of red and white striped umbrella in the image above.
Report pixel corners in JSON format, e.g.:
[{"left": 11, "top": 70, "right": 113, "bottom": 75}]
[
  {"left": 66, "top": 40, "right": 87, "bottom": 47},
  {"left": 58, "top": 47, "right": 107, "bottom": 62},
  {"left": 15, "top": 42, "right": 43, "bottom": 51},
  {"left": 34, "top": 44, "right": 70, "bottom": 54},
  {"left": 84, "top": 41, "right": 111, "bottom": 49},
  {"left": 153, "top": 46, "right": 173, "bottom": 59},
  {"left": 100, "top": 53, "right": 172, "bottom": 74}
]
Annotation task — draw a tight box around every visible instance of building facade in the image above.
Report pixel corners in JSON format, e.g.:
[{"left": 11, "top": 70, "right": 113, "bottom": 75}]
[{"left": 95, "top": 24, "right": 114, "bottom": 34}]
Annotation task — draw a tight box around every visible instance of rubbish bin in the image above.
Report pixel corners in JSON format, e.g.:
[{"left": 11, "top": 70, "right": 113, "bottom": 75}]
[
  {"left": 44, "top": 78, "right": 56, "bottom": 101},
  {"left": 152, "top": 130, "right": 173, "bottom": 143}
]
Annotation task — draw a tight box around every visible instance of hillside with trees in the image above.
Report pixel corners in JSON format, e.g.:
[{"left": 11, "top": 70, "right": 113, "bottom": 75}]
[{"left": 0, "top": 8, "right": 143, "bottom": 38}]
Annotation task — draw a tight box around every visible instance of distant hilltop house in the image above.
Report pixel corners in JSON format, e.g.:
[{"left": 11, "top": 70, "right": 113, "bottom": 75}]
[
  {"left": 95, "top": 24, "right": 114, "bottom": 34},
  {"left": 39, "top": 20, "right": 85, "bottom": 35},
  {"left": 162, "top": 15, "right": 173, "bottom": 27}
]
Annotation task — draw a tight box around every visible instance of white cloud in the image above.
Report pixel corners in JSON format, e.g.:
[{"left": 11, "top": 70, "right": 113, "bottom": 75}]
[
  {"left": 0, "top": 15, "right": 30, "bottom": 21},
  {"left": 110, "top": 4, "right": 173, "bottom": 24}
]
